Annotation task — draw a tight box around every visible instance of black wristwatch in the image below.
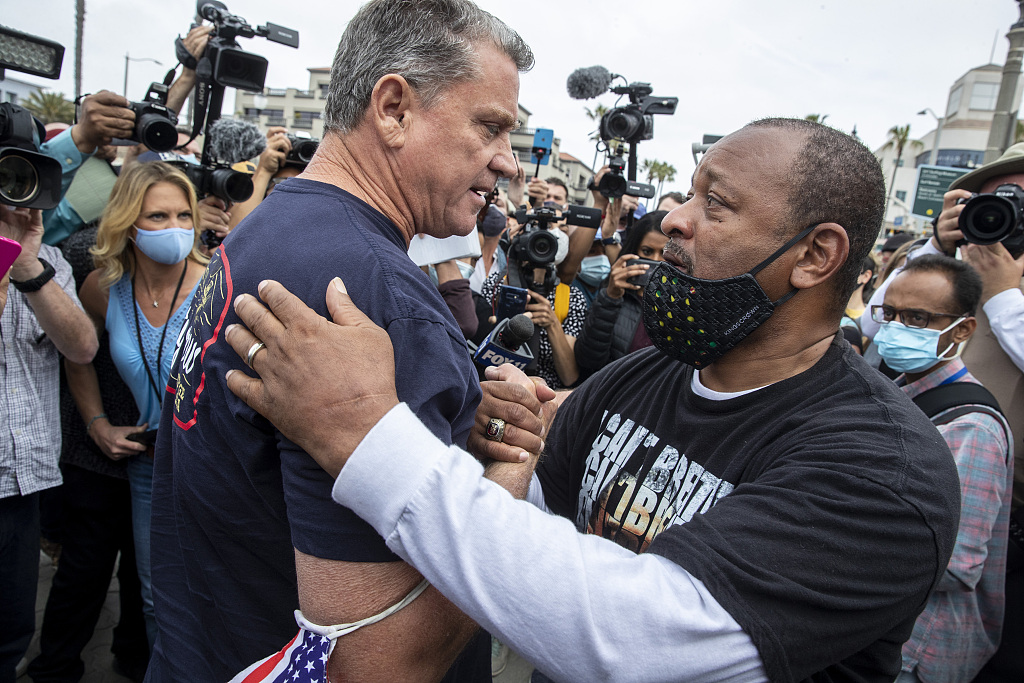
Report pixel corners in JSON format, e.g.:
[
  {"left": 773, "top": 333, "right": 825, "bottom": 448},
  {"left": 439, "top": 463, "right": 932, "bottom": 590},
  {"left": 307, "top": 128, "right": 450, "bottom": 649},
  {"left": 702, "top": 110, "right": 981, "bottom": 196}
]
[
  {"left": 10, "top": 258, "right": 56, "bottom": 293},
  {"left": 601, "top": 233, "right": 621, "bottom": 246}
]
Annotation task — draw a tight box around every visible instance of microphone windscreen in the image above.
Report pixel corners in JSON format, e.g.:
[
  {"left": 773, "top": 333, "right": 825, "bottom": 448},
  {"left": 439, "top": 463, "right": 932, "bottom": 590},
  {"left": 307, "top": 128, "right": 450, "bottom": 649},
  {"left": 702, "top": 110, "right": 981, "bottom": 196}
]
[
  {"left": 502, "top": 314, "right": 535, "bottom": 350},
  {"left": 206, "top": 118, "right": 267, "bottom": 164},
  {"left": 566, "top": 66, "right": 612, "bottom": 100}
]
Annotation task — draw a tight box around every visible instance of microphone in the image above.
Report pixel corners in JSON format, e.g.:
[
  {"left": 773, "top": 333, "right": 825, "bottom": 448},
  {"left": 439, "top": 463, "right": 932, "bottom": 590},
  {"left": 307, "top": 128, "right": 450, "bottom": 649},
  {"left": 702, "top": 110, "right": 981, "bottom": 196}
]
[
  {"left": 566, "top": 65, "right": 613, "bottom": 100},
  {"left": 473, "top": 314, "right": 536, "bottom": 370},
  {"left": 205, "top": 117, "right": 267, "bottom": 163}
]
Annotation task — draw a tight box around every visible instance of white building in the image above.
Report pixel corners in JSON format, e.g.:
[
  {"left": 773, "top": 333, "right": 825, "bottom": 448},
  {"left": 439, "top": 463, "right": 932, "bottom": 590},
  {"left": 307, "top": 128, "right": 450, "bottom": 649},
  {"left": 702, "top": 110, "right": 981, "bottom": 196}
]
[
  {"left": 0, "top": 74, "right": 42, "bottom": 106},
  {"left": 875, "top": 63, "right": 1024, "bottom": 236}
]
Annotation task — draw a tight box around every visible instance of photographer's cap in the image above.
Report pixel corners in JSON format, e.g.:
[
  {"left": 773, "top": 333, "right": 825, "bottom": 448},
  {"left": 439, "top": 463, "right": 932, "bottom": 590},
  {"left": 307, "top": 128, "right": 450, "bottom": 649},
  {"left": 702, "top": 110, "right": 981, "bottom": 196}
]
[{"left": 950, "top": 142, "right": 1024, "bottom": 192}]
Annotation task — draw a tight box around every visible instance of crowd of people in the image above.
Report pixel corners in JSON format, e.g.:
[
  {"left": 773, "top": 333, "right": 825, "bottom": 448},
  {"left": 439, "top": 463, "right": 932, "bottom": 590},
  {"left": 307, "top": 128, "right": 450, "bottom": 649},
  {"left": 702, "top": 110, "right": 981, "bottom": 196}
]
[{"left": 1, "top": 1, "right": 1022, "bottom": 682}]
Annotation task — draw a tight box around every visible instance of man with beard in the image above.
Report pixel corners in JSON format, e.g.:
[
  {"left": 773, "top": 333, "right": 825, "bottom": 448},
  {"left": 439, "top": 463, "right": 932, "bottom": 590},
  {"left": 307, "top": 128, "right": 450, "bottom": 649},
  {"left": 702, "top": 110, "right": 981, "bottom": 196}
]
[{"left": 217, "top": 119, "right": 961, "bottom": 682}]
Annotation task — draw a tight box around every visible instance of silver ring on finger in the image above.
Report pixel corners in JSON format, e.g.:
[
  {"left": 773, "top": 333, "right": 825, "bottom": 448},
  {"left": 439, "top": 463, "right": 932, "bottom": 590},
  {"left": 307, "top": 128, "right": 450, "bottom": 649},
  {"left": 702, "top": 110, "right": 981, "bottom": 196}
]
[
  {"left": 485, "top": 418, "right": 506, "bottom": 443},
  {"left": 246, "top": 341, "right": 266, "bottom": 369}
]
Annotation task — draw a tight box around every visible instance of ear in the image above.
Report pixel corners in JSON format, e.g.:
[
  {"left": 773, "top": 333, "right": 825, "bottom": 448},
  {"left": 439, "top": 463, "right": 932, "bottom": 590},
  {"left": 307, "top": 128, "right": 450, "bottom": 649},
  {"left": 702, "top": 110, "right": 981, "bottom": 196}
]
[
  {"left": 951, "top": 316, "right": 977, "bottom": 344},
  {"left": 368, "top": 74, "right": 415, "bottom": 149},
  {"left": 789, "top": 222, "right": 849, "bottom": 290}
]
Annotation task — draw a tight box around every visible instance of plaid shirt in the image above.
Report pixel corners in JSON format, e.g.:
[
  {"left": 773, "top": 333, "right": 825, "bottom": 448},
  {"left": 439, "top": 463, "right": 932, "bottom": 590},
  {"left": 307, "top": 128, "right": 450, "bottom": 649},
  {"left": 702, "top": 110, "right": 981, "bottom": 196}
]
[
  {"left": 899, "top": 359, "right": 1014, "bottom": 683},
  {"left": 0, "top": 244, "right": 80, "bottom": 498}
]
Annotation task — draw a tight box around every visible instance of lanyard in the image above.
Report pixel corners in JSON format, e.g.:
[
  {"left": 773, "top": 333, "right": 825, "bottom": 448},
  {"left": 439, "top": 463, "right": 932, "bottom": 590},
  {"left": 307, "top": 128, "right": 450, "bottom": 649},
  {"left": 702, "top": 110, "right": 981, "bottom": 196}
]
[
  {"left": 938, "top": 366, "right": 969, "bottom": 386},
  {"left": 131, "top": 261, "right": 188, "bottom": 404}
]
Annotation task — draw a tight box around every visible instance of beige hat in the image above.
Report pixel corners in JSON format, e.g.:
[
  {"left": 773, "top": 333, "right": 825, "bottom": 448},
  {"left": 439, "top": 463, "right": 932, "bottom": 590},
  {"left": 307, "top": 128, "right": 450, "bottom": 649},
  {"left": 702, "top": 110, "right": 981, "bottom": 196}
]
[{"left": 950, "top": 142, "right": 1024, "bottom": 192}]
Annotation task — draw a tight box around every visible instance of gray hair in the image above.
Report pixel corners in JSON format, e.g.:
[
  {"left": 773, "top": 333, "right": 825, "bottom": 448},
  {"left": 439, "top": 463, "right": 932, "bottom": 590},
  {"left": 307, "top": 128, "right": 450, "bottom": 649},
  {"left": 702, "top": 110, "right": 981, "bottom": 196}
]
[{"left": 323, "top": 0, "right": 534, "bottom": 134}]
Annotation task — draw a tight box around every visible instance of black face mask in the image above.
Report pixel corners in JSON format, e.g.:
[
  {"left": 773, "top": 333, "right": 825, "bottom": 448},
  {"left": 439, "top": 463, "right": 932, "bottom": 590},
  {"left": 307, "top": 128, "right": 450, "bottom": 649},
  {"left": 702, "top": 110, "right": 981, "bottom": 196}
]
[{"left": 642, "top": 223, "right": 819, "bottom": 368}]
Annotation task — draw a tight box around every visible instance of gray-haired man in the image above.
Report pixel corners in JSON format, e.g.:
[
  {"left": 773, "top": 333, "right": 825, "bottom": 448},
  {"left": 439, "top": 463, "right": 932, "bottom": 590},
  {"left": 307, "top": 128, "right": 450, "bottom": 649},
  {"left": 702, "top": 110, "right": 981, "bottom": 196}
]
[{"left": 146, "top": 1, "right": 534, "bottom": 681}]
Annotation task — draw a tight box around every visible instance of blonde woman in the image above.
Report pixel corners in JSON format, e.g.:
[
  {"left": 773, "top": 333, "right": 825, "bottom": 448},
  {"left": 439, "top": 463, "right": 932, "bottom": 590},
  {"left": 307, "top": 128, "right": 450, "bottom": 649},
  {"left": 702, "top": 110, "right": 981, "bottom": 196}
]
[{"left": 66, "top": 162, "right": 207, "bottom": 647}]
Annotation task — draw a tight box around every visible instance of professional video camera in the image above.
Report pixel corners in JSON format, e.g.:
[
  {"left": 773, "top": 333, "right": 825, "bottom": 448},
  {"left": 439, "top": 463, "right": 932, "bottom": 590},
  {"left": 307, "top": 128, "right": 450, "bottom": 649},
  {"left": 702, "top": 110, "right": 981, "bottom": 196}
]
[
  {"left": 285, "top": 134, "right": 318, "bottom": 168},
  {"left": 187, "top": 0, "right": 298, "bottom": 93},
  {"left": 588, "top": 150, "right": 656, "bottom": 200},
  {"left": 0, "top": 26, "right": 65, "bottom": 210},
  {"left": 507, "top": 204, "right": 602, "bottom": 295},
  {"left": 957, "top": 185, "right": 1024, "bottom": 257},
  {"left": 599, "top": 82, "right": 678, "bottom": 145},
  {"left": 118, "top": 82, "right": 178, "bottom": 153}
]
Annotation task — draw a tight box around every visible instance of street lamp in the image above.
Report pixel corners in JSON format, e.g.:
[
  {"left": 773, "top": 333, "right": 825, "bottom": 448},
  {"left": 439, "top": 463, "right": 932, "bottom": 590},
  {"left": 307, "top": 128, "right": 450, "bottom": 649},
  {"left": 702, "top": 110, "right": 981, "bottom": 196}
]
[
  {"left": 918, "top": 107, "right": 945, "bottom": 166},
  {"left": 123, "top": 53, "right": 163, "bottom": 97}
]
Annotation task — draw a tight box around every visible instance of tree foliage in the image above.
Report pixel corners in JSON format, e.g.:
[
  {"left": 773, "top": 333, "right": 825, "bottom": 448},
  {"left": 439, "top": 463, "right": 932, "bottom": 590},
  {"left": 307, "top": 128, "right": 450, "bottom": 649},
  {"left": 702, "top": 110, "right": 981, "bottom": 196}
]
[{"left": 23, "top": 91, "right": 76, "bottom": 124}]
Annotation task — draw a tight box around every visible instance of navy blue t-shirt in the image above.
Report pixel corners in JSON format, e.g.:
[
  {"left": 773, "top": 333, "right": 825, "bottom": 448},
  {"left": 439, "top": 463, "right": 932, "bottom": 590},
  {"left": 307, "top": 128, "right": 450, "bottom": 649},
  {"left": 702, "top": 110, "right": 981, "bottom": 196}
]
[{"left": 147, "top": 179, "right": 482, "bottom": 681}]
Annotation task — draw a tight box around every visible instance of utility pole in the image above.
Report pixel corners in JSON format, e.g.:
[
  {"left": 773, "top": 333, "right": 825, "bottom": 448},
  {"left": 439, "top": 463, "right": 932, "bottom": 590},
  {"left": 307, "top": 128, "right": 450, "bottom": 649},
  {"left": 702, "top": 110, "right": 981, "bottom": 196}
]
[{"left": 984, "top": 0, "right": 1024, "bottom": 163}]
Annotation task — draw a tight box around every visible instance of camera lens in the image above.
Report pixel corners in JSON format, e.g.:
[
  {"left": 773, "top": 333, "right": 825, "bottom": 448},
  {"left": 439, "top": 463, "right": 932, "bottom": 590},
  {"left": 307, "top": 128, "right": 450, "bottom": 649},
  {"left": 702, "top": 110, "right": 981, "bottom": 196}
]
[
  {"left": 0, "top": 152, "right": 38, "bottom": 204},
  {"left": 295, "top": 140, "right": 318, "bottom": 164},
  {"left": 601, "top": 108, "right": 645, "bottom": 143},
  {"left": 960, "top": 195, "right": 1016, "bottom": 245},
  {"left": 524, "top": 229, "right": 557, "bottom": 265},
  {"left": 137, "top": 113, "right": 178, "bottom": 153},
  {"left": 210, "top": 168, "right": 254, "bottom": 203}
]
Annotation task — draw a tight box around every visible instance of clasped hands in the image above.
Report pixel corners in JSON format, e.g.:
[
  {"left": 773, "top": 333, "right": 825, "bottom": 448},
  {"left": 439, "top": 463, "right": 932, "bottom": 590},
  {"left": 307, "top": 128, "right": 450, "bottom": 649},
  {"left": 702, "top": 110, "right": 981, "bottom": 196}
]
[{"left": 224, "top": 278, "right": 557, "bottom": 480}]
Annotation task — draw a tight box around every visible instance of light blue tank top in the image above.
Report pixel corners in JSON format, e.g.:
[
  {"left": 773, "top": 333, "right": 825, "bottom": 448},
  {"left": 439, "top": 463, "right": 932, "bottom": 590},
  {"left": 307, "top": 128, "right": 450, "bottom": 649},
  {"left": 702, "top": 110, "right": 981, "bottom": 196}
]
[{"left": 108, "top": 273, "right": 198, "bottom": 427}]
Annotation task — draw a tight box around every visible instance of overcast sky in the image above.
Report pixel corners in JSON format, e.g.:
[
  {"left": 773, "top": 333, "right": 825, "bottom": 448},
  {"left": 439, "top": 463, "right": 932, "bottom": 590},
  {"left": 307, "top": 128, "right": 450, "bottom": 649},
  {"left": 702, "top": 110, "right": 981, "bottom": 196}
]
[{"left": 6, "top": 0, "right": 1022, "bottom": 192}]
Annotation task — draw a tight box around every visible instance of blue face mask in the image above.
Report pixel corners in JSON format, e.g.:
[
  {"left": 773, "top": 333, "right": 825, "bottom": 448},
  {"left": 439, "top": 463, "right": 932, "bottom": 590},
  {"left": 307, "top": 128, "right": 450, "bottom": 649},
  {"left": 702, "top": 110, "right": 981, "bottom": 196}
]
[
  {"left": 873, "top": 317, "right": 966, "bottom": 373},
  {"left": 578, "top": 254, "right": 611, "bottom": 286},
  {"left": 133, "top": 226, "right": 195, "bottom": 265}
]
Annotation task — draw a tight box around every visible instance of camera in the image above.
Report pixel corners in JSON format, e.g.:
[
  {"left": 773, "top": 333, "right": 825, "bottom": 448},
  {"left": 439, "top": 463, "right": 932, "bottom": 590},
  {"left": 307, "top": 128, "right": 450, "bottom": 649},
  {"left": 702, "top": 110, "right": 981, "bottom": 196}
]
[
  {"left": 505, "top": 204, "right": 601, "bottom": 295},
  {"left": 0, "top": 26, "right": 65, "bottom": 210},
  {"left": 957, "top": 184, "right": 1024, "bottom": 257},
  {"left": 125, "top": 83, "right": 179, "bottom": 153},
  {"left": 0, "top": 104, "right": 63, "bottom": 209},
  {"left": 194, "top": 0, "right": 298, "bottom": 93},
  {"left": 588, "top": 153, "right": 656, "bottom": 199},
  {"left": 168, "top": 159, "right": 254, "bottom": 248},
  {"left": 599, "top": 82, "right": 678, "bottom": 145},
  {"left": 285, "top": 134, "right": 318, "bottom": 168}
]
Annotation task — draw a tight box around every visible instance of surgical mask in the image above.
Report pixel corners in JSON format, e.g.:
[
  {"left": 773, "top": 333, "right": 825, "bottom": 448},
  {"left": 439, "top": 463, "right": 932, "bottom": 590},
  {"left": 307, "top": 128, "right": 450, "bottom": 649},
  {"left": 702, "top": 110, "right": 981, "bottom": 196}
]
[
  {"left": 550, "top": 228, "right": 569, "bottom": 266},
  {"left": 873, "top": 317, "right": 966, "bottom": 373},
  {"left": 427, "top": 260, "right": 476, "bottom": 286},
  {"left": 133, "top": 226, "right": 195, "bottom": 265},
  {"left": 578, "top": 255, "right": 611, "bottom": 286},
  {"left": 642, "top": 223, "right": 819, "bottom": 368},
  {"left": 177, "top": 153, "right": 199, "bottom": 166}
]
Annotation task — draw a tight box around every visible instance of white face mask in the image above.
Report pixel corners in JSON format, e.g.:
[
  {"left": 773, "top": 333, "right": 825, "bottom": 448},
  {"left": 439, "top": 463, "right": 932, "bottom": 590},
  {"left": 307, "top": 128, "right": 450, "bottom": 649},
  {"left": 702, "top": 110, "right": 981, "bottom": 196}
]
[{"left": 549, "top": 227, "right": 569, "bottom": 266}]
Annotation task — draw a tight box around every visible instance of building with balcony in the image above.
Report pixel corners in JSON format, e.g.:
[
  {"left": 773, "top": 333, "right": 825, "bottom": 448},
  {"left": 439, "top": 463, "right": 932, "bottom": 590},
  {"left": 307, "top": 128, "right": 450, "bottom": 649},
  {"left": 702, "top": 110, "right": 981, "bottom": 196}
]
[{"left": 876, "top": 63, "right": 1024, "bottom": 236}]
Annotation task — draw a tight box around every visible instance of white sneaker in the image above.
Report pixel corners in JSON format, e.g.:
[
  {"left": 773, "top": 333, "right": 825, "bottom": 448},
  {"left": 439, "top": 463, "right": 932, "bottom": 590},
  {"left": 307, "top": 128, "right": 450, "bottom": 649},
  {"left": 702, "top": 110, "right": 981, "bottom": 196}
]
[{"left": 491, "top": 636, "right": 509, "bottom": 677}]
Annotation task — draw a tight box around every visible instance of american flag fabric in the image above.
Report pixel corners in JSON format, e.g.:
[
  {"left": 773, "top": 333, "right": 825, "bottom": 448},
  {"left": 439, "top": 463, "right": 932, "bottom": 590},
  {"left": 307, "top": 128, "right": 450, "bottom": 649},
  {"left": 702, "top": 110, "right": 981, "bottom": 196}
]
[{"left": 229, "top": 617, "right": 332, "bottom": 683}]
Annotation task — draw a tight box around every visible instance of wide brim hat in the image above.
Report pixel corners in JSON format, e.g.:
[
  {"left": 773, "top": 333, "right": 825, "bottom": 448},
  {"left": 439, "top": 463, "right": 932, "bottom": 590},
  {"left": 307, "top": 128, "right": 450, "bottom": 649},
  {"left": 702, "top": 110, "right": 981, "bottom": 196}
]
[{"left": 950, "top": 142, "right": 1024, "bottom": 192}]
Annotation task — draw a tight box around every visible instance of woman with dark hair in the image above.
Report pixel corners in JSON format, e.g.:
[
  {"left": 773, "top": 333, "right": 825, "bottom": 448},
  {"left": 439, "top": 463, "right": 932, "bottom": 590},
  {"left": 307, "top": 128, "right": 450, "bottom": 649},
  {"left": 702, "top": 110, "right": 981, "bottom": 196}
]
[{"left": 574, "top": 210, "right": 669, "bottom": 379}]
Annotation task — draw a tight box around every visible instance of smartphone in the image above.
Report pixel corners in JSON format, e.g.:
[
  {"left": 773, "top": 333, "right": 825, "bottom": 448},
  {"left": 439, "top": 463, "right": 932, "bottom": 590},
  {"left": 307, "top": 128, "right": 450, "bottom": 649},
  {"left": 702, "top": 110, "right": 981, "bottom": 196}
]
[
  {"left": 496, "top": 284, "right": 529, "bottom": 321},
  {"left": 126, "top": 429, "right": 159, "bottom": 446},
  {"left": 0, "top": 236, "right": 22, "bottom": 278},
  {"left": 627, "top": 258, "right": 663, "bottom": 287}
]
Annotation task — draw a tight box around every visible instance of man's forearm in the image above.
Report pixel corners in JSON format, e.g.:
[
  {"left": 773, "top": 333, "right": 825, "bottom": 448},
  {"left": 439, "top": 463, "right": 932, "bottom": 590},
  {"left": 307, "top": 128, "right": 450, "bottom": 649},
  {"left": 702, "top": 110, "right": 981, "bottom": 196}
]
[
  {"left": 333, "top": 404, "right": 767, "bottom": 683},
  {"left": 23, "top": 280, "right": 98, "bottom": 364}
]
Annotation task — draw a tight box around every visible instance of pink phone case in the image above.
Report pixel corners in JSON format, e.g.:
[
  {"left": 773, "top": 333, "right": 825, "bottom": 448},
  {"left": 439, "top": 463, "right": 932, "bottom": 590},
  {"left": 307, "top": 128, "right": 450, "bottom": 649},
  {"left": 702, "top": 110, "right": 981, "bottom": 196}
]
[{"left": 0, "top": 236, "right": 23, "bottom": 278}]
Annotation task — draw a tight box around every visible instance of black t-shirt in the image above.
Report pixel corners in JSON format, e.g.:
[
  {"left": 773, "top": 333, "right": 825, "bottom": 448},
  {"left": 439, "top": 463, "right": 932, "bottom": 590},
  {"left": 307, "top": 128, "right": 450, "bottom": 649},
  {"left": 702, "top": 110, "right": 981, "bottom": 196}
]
[
  {"left": 148, "top": 179, "right": 482, "bottom": 681},
  {"left": 537, "top": 337, "right": 960, "bottom": 682}
]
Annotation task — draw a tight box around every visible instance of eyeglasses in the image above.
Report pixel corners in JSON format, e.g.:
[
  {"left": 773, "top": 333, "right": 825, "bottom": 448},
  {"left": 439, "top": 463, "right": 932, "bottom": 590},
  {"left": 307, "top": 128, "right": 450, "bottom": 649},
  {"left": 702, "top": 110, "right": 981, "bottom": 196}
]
[{"left": 870, "top": 304, "right": 964, "bottom": 329}]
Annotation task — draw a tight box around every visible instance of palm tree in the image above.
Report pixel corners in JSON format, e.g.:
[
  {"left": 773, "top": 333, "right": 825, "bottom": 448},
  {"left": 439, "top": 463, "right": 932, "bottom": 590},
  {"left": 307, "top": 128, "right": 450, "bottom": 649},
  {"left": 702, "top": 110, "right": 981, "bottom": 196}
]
[
  {"left": 75, "top": 0, "right": 86, "bottom": 101},
  {"left": 585, "top": 104, "right": 610, "bottom": 170},
  {"left": 1015, "top": 119, "right": 1024, "bottom": 144},
  {"left": 641, "top": 158, "right": 657, "bottom": 185},
  {"left": 23, "top": 91, "right": 76, "bottom": 124},
  {"left": 881, "top": 125, "right": 923, "bottom": 211},
  {"left": 653, "top": 162, "right": 677, "bottom": 201},
  {"left": 805, "top": 113, "right": 829, "bottom": 124}
]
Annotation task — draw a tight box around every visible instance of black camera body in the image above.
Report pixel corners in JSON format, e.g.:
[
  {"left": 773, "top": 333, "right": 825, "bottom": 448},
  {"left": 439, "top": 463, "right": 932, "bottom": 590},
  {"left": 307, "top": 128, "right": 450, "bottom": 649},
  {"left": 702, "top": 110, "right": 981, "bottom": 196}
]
[
  {"left": 599, "top": 83, "right": 678, "bottom": 144},
  {"left": 957, "top": 184, "right": 1024, "bottom": 257},
  {"left": 588, "top": 154, "right": 656, "bottom": 199},
  {"left": 196, "top": 0, "right": 298, "bottom": 93},
  {"left": 126, "top": 83, "right": 178, "bottom": 153},
  {"left": 285, "top": 135, "right": 319, "bottom": 167},
  {"left": 0, "top": 103, "right": 63, "bottom": 210},
  {"left": 505, "top": 204, "right": 602, "bottom": 295}
]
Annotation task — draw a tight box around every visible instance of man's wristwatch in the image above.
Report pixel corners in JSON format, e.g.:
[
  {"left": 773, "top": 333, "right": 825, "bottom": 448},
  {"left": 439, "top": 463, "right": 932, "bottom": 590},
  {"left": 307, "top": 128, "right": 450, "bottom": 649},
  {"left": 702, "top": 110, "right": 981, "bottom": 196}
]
[
  {"left": 9, "top": 258, "right": 56, "bottom": 293},
  {"left": 601, "top": 233, "right": 621, "bottom": 246}
]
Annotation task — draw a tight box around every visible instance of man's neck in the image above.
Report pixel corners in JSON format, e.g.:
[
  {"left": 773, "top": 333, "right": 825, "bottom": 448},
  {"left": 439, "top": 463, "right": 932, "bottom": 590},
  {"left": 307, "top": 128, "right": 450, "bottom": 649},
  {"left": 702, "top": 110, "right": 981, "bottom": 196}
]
[
  {"left": 904, "top": 359, "right": 953, "bottom": 385},
  {"left": 698, "top": 329, "right": 836, "bottom": 393},
  {"left": 300, "top": 132, "right": 416, "bottom": 245}
]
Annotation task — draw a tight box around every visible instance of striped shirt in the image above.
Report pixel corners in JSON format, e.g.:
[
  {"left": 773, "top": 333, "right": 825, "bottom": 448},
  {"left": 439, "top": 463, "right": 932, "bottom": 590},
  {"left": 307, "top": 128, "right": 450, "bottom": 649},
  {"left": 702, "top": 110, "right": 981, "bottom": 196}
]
[
  {"left": 0, "top": 245, "right": 81, "bottom": 498},
  {"left": 899, "top": 359, "right": 1014, "bottom": 683}
]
